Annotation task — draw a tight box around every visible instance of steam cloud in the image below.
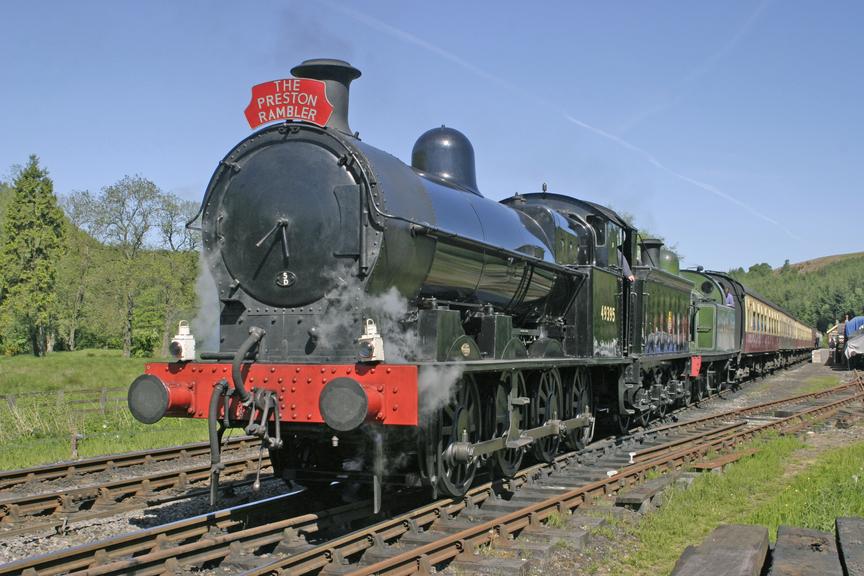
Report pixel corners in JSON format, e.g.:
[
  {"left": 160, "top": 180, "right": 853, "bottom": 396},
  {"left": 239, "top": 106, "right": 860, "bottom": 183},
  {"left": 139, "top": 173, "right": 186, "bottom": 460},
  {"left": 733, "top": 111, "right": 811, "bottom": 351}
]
[
  {"left": 315, "top": 268, "right": 465, "bottom": 414},
  {"left": 190, "top": 258, "right": 468, "bottom": 414},
  {"left": 313, "top": 269, "right": 420, "bottom": 363},
  {"left": 192, "top": 251, "right": 220, "bottom": 352},
  {"left": 418, "top": 364, "right": 465, "bottom": 415}
]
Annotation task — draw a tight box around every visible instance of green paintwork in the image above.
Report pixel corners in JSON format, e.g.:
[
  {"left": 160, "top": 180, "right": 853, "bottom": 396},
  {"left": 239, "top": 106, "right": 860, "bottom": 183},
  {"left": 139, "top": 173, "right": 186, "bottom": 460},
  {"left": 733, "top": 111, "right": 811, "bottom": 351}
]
[
  {"left": 690, "top": 301, "right": 736, "bottom": 354},
  {"left": 659, "top": 248, "right": 680, "bottom": 274},
  {"left": 715, "top": 304, "right": 736, "bottom": 352},
  {"left": 634, "top": 267, "right": 693, "bottom": 355},
  {"left": 591, "top": 268, "right": 622, "bottom": 357},
  {"left": 695, "top": 304, "right": 716, "bottom": 350},
  {"left": 681, "top": 270, "right": 737, "bottom": 354},
  {"left": 680, "top": 270, "right": 723, "bottom": 304},
  {"left": 418, "top": 308, "right": 465, "bottom": 361}
]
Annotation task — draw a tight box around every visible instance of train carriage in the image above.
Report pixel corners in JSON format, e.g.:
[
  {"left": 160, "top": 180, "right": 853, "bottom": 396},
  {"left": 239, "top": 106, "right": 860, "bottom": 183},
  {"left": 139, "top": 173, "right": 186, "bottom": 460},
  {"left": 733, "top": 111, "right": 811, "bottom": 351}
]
[{"left": 704, "top": 272, "right": 813, "bottom": 377}]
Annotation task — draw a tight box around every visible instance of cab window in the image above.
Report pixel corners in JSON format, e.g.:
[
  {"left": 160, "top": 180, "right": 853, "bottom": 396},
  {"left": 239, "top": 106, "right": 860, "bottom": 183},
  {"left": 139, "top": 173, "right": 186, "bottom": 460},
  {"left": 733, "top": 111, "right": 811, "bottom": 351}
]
[
  {"left": 587, "top": 215, "right": 606, "bottom": 246},
  {"left": 607, "top": 223, "right": 624, "bottom": 271},
  {"left": 587, "top": 215, "right": 607, "bottom": 266}
]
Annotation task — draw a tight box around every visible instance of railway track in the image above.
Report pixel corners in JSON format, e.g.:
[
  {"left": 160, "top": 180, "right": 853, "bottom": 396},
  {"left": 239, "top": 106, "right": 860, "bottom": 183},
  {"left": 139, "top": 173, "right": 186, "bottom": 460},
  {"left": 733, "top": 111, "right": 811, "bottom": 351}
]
[
  {"left": 0, "top": 449, "right": 272, "bottom": 538},
  {"left": 0, "top": 435, "right": 257, "bottom": 493},
  {"left": 244, "top": 379, "right": 864, "bottom": 576},
  {"left": 4, "top": 375, "right": 860, "bottom": 576},
  {"left": 0, "top": 362, "right": 801, "bottom": 540},
  {"left": 0, "top": 362, "right": 834, "bottom": 540}
]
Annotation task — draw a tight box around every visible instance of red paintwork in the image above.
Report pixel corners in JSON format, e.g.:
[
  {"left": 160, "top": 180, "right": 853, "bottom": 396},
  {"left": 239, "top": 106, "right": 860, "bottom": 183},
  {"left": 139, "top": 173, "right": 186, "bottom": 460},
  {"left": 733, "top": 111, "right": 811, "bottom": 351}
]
[
  {"left": 743, "top": 333, "right": 780, "bottom": 354},
  {"left": 690, "top": 356, "right": 702, "bottom": 377},
  {"left": 144, "top": 362, "right": 419, "bottom": 426},
  {"left": 244, "top": 78, "right": 334, "bottom": 129},
  {"left": 744, "top": 333, "right": 813, "bottom": 354}
]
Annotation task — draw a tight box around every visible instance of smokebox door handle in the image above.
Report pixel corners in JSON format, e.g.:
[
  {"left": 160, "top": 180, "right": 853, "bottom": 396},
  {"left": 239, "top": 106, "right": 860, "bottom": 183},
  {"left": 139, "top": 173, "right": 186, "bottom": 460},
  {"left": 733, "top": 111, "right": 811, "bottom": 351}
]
[{"left": 255, "top": 219, "right": 290, "bottom": 260}]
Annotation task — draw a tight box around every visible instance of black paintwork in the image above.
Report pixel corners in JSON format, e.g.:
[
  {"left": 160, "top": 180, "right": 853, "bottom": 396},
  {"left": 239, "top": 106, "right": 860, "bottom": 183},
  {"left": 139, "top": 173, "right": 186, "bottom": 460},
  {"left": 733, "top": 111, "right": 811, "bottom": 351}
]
[
  {"left": 412, "top": 126, "right": 480, "bottom": 196},
  {"left": 291, "top": 58, "right": 361, "bottom": 135}
]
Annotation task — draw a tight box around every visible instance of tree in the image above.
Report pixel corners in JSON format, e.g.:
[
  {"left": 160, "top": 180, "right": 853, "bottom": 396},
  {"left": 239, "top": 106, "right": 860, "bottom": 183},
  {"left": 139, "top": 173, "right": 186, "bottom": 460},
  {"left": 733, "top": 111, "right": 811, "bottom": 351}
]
[
  {"left": 0, "top": 180, "right": 12, "bottom": 236},
  {"left": 67, "top": 175, "right": 163, "bottom": 357},
  {"left": 0, "top": 156, "right": 66, "bottom": 356},
  {"left": 54, "top": 213, "right": 102, "bottom": 352},
  {"left": 747, "top": 263, "right": 772, "bottom": 276},
  {"left": 157, "top": 193, "right": 200, "bottom": 252},
  {"left": 729, "top": 253, "right": 864, "bottom": 330},
  {"left": 154, "top": 193, "right": 199, "bottom": 355}
]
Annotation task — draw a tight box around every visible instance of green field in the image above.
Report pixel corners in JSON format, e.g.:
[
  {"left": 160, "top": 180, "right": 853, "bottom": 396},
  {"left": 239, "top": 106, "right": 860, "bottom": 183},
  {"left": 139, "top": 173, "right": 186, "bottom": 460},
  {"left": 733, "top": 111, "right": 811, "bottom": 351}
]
[{"left": 0, "top": 350, "right": 207, "bottom": 469}]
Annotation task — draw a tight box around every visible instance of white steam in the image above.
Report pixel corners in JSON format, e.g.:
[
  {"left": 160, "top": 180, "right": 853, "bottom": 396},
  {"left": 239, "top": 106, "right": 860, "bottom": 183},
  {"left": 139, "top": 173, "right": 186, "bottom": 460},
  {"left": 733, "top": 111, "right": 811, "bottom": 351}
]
[
  {"left": 314, "top": 269, "right": 466, "bottom": 414},
  {"left": 189, "top": 259, "right": 468, "bottom": 415},
  {"left": 418, "top": 365, "right": 465, "bottom": 415},
  {"left": 192, "top": 251, "right": 220, "bottom": 352},
  {"left": 314, "top": 270, "right": 420, "bottom": 362}
]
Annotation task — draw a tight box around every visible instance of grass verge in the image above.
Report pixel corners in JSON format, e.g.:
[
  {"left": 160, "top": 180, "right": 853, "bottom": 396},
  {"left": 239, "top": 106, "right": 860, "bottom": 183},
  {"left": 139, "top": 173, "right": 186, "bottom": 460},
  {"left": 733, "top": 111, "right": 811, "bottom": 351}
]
[
  {"left": 748, "top": 441, "right": 864, "bottom": 537},
  {"left": 608, "top": 431, "right": 864, "bottom": 575},
  {"left": 797, "top": 374, "right": 842, "bottom": 394},
  {"left": 0, "top": 418, "right": 208, "bottom": 470},
  {"left": 0, "top": 348, "right": 156, "bottom": 395},
  {"left": 611, "top": 433, "right": 802, "bottom": 574},
  {"left": 0, "top": 349, "right": 209, "bottom": 470}
]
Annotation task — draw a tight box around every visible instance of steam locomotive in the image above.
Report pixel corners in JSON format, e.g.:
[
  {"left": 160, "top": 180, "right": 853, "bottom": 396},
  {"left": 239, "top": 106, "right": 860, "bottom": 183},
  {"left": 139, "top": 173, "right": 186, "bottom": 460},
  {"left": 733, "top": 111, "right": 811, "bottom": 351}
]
[{"left": 127, "top": 59, "right": 814, "bottom": 509}]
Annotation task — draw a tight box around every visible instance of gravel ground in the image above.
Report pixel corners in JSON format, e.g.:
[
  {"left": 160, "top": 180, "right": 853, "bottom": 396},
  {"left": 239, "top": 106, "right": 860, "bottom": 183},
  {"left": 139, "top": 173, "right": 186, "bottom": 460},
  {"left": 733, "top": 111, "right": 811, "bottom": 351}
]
[
  {"left": 537, "top": 416, "right": 864, "bottom": 576},
  {"left": 657, "top": 361, "right": 850, "bottom": 424},
  {"left": 0, "top": 460, "right": 284, "bottom": 564},
  {"left": 0, "top": 438, "right": 258, "bottom": 500}
]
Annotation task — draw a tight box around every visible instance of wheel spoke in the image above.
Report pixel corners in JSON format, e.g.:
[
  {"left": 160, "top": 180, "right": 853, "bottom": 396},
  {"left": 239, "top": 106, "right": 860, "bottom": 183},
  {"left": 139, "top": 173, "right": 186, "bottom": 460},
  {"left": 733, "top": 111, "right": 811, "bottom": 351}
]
[
  {"left": 490, "top": 372, "right": 525, "bottom": 478},
  {"left": 530, "top": 369, "right": 562, "bottom": 463},
  {"left": 434, "top": 376, "right": 481, "bottom": 497}
]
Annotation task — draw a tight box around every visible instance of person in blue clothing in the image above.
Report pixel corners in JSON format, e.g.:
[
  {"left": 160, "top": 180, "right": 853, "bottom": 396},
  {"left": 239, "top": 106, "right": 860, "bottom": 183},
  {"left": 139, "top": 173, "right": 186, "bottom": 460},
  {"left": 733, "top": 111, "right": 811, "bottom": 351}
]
[{"left": 725, "top": 288, "right": 734, "bottom": 307}]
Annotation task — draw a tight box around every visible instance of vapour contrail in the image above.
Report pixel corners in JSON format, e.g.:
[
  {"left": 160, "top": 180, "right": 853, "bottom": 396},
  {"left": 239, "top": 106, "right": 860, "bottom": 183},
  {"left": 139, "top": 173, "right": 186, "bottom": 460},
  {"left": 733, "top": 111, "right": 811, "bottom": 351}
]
[
  {"left": 319, "top": 0, "right": 798, "bottom": 240},
  {"left": 619, "top": 0, "right": 774, "bottom": 133},
  {"left": 561, "top": 114, "right": 793, "bottom": 235}
]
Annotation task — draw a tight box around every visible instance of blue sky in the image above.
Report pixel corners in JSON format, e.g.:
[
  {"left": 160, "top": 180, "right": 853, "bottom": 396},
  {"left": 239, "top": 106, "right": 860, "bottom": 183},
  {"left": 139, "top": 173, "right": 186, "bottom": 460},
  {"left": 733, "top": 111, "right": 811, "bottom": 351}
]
[{"left": 1, "top": 1, "right": 861, "bottom": 270}]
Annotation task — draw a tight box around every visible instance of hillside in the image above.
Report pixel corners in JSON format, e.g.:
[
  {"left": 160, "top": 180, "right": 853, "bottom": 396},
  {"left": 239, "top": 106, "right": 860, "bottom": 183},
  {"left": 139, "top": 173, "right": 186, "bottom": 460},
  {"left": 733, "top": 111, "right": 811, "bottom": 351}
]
[
  {"left": 789, "top": 252, "right": 864, "bottom": 274},
  {"left": 729, "top": 253, "right": 864, "bottom": 332}
]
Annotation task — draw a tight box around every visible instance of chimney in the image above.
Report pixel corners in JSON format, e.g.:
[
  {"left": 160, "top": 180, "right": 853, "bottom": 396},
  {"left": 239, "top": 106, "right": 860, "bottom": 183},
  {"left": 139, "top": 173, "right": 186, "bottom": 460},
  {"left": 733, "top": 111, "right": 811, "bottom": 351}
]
[
  {"left": 291, "top": 58, "right": 361, "bottom": 135},
  {"left": 641, "top": 238, "right": 663, "bottom": 268}
]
